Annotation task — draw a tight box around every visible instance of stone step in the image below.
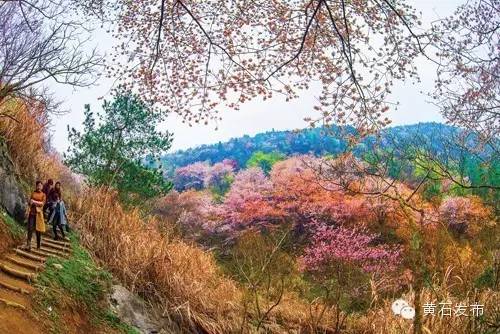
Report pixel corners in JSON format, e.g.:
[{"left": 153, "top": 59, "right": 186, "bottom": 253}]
[
  {"left": 3, "top": 255, "right": 44, "bottom": 273},
  {"left": 0, "top": 288, "right": 30, "bottom": 309},
  {"left": 0, "top": 264, "right": 35, "bottom": 283},
  {"left": 41, "top": 232, "right": 70, "bottom": 243},
  {"left": 40, "top": 240, "right": 71, "bottom": 253},
  {"left": 29, "top": 244, "right": 67, "bottom": 258},
  {"left": 0, "top": 272, "right": 33, "bottom": 294},
  {"left": 14, "top": 249, "right": 45, "bottom": 263}
]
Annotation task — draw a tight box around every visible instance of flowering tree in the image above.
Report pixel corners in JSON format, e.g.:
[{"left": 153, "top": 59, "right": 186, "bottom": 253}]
[
  {"left": 221, "top": 167, "right": 283, "bottom": 230},
  {"left": 271, "top": 156, "right": 395, "bottom": 227},
  {"left": 153, "top": 190, "right": 221, "bottom": 240},
  {"left": 432, "top": 0, "right": 499, "bottom": 143},
  {"left": 174, "top": 159, "right": 236, "bottom": 194},
  {"left": 204, "top": 159, "right": 235, "bottom": 196},
  {"left": 220, "top": 156, "right": 403, "bottom": 240},
  {"left": 300, "top": 219, "right": 402, "bottom": 320},
  {"left": 439, "top": 196, "right": 493, "bottom": 236},
  {"left": 173, "top": 161, "right": 210, "bottom": 191},
  {"left": 79, "top": 0, "right": 422, "bottom": 133},
  {"left": 300, "top": 220, "right": 402, "bottom": 274}
]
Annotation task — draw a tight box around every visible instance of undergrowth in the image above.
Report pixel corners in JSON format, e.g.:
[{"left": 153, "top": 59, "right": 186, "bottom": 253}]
[
  {"left": 0, "top": 209, "right": 24, "bottom": 254},
  {"left": 1, "top": 209, "right": 24, "bottom": 239},
  {"left": 34, "top": 233, "right": 139, "bottom": 334}
]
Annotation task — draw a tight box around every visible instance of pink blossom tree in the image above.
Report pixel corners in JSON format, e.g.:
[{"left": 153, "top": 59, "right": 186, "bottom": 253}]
[
  {"left": 173, "top": 161, "right": 210, "bottom": 191},
  {"left": 154, "top": 190, "right": 221, "bottom": 241},
  {"left": 299, "top": 219, "right": 402, "bottom": 320},
  {"left": 221, "top": 167, "right": 283, "bottom": 230},
  {"left": 300, "top": 220, "right": 402, "bottom": 275},
  {"left": 204, "top": 159, "right": 235, "bottom": 195}
]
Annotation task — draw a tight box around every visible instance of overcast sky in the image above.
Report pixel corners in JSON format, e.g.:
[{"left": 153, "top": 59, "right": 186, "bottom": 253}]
[{"left": 48, "top": 0, "right": 464, "bottom": 154}]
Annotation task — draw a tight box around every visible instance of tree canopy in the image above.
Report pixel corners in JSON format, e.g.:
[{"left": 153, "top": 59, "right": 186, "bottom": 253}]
[{"left": 64, "top": 90, "right": 173, "bottom": 204}]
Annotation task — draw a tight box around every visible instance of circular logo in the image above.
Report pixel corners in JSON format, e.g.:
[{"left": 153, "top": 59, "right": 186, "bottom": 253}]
[
  {"left": 400, "top": 306, "right": 416, "bottom": 319},
  {"left": 391, "top": 299, "right": 409, "bottom": 315}
]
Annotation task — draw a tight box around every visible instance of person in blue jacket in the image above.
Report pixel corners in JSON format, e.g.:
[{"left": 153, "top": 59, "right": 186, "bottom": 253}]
[{"left": 47, "top": 192, "right": 69, "bottom": 240}]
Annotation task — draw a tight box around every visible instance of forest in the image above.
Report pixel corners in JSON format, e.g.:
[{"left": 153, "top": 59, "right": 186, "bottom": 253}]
[
  {"left": 0, "top": 0, "right": 498, "bottom": 334},
  {"left": 164, "top": 123, "right": 498, "bottom": 332}
]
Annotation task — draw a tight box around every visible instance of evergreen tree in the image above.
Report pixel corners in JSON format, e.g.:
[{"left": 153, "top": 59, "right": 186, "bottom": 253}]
[{"left": 65, "top": 90, "right": 173, "bottom": 204}]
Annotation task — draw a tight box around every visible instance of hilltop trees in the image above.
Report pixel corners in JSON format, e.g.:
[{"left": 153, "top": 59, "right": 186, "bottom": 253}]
[
  {"left": 65, "top": 90, "right": 173, "bottom": 204},
  {"left": 246, "top": 151, "right": 284, "bottom": 174}
]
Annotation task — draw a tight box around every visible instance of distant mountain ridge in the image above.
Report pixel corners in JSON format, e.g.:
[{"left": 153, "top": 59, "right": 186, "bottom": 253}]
[{"left": 160, "top": 122, "right": 457, "bottom": 173}]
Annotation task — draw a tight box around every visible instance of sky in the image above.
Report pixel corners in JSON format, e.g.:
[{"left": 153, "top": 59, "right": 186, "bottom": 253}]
[{"left": 48, "top": 0, "right": 464, "bottom": 154}]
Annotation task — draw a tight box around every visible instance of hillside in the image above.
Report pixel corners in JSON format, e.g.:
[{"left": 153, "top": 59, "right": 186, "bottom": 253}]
[
  {"left": 2, "top": 0, "right": 499, "bottom": 333},
  {"left": 160, "top": 122, "right": 457, "bottom": 173}
]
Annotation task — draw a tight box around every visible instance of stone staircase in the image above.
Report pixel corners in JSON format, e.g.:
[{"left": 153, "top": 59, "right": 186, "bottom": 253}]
[{"left": 0, "top": 232, "right": 72, "bottom": 310}]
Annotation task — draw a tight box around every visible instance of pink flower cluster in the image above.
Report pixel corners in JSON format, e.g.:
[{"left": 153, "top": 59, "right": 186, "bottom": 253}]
[
  {"left": 174, "top": 159, "right": 235, "bottom": 191},
  {"left": 300, "top": 220, "right": 402, "bottom": 274}
]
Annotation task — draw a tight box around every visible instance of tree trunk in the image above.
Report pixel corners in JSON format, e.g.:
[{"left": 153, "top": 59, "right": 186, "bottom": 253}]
[{"left": 413, "top": 280, "right": 423, "bottom": 334}]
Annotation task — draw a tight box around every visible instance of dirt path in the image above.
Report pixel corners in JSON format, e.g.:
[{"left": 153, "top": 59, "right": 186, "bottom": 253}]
[{"left": 0, "top": 232, "right": 71, "bottom": 334}]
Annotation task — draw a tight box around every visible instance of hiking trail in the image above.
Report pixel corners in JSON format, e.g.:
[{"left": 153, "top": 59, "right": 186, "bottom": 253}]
[{"left": 0, "top": 231, "right": 71, "bottom": 334}]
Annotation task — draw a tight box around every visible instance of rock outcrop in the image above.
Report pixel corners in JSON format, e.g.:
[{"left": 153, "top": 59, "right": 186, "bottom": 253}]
[
  {"left": 0, "top": 139, "right": 27, "bottom": 222},
  {"left": 108, "top": 284, "right": 171, "bottom": 334}
]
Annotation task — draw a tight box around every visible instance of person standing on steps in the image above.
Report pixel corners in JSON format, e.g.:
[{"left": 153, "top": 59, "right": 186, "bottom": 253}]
[
  {"left": 42, "top": 178, "right": 54, "bottom": 219},
  {"left": 47, "top": 193, "right": 68, "bottom": 241},
  {"left": 26, "top": 180, "right": 46, "bottom": 251},
  {"left": 48, "top": 181, "right": 62, "bottom": 202},
  {"left": 47, "top": 181, "right": 62, "bottom": 221}
]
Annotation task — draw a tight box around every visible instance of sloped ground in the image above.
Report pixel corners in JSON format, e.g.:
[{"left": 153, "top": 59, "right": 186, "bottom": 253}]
[
  {"left": 0, "top": 231, "right": 71, "bottom": 334},
  {"left": 0, "top": 220, "right": 138, "bottom": 334}
]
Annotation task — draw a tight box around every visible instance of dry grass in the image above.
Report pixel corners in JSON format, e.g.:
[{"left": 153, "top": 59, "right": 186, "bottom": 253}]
[
  {"left": 0, "top": 96, "right": 80, "bottom": 202},
  {"left": 354, "top": 288, "right": 498, "bottom": 334},
  {"left": 0, "top": 97, "right": 50, "bottom": 185},
  {"left": 73, "top": 188, "right": 244, "bottom": 333},
  {"left": 351, "top": 266, "right": 499, "bottom": 334}
]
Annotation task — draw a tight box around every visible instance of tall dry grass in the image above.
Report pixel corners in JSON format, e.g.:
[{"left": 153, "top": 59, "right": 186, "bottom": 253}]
[
  {"left": 0, "top": 96, "right": 80, "bottom": 201},
  {"left": 353, "top": 272, "right": 499, "bottom": 334},
  {"left": 73, "top": 188, "right": 243, "bottom": 332},
  {"left": 1, "top": 97, "right": 50, "bottom": 183}
]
